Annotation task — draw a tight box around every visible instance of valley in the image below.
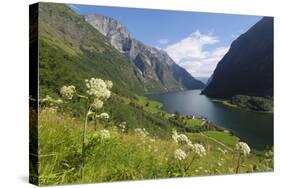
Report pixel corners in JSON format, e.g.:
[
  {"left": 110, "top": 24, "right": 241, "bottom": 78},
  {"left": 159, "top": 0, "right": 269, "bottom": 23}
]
[{"left": 30, "top": 3, "right": 274, "bottom": 185}]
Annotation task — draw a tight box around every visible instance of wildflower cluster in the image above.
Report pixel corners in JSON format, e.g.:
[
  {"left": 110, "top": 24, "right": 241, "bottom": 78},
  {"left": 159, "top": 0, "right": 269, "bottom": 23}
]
[
  {"left": 172, "top": 130, "right": 192, "bottom": 145},
  {"left": 193, "top": 143, "right": 207, "bottom": 157},
  {"left": 85, "top": 78, "right": 111, "bottom": 99},
  {"left": 134, "top": 128, "right": 149, "bottom": 138},
  {"left": 99, "top": 129, "right": 111, "bottom": 140},
  {"left": 172, "top": 130, "right": 206, "bottom": 165},
  {"left": 59, "top": 78, "right": 113, "bottom": 179},
  {"left": 91, "top": 98, "right": 104, "bottom": 109},
  {"left": 174, "top": 149, "right": 187, "bottom": 160},
  {"left": 60, "top": 85, "right": 76, "bottom": 100},
  {"left": 40, "top": 95, "right": 63, "bottom": 107},
  {"left": 235, "top": 142, "right": 251, "bottom": 155},
  {"left": 118, "top": 122, "right": 126, "bottom": 133}
]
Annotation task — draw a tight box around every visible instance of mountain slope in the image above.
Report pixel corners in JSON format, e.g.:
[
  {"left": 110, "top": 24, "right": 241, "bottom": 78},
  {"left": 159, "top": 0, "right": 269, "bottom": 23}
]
[
  {"left": 202, "top": 17, "right": 273, "bottom": 98},
  {"left": 83, "top": 14, "right": 205, "bottom": 92},
  {"left": 38, "top": 3, "right": 145, "bottom": 98}
]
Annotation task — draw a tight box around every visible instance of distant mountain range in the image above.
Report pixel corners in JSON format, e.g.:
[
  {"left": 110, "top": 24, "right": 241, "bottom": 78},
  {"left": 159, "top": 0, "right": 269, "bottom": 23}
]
[
  {"left": 83, "top": 14, "right": 205, "bottom": 93},
  {"left": 202, "top": 17, "right": 273, "bottom": 99},
  {"left": 38, "top": 4, "right": 205, "bottom": 98},
  {"left": 38, "top": 3, "right": 272, "bottom": 99}
]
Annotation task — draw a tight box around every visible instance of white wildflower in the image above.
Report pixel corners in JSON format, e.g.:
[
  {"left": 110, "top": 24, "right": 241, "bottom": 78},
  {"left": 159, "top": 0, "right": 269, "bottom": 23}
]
[
  {"left": 91, "top": 98, "right": 104, "bottom": 109},
  {"left": 134, "top": 128, "right": 149, "bottom": 138},
  {"left": 99, "top": 129, "right": 110, "bottom": 139},
  {"left": 172, "top": 130, "right": 192, "bottom": 145},
  {"left": 96, "top": 112, "right": 110, "bottom": 120},
  {"left": 193, "top": 143, "right": 207, "bottom": 157},
  {"left": 85, "top": 78, "right": 111, "bottom": 99},
  {"left": 236, "top": 142, "right": 251, "bottom": 155},
  {"left": 40, "top": 96, "right": 63, "bottom": 107},
  {"left": 60, "top": 85, "right": 76, "bottom": 100},
  {"left": 105, "top": 80, "right": 113, "bottom": 89},
  {"left": 174, "top": 149, "right": 187, "bottom": 161},
  {"left": 118, "top": 122, "right": 127, "bottom": 132}
]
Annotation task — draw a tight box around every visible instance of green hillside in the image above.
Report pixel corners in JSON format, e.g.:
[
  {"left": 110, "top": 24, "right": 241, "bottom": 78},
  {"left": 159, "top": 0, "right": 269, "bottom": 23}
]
[
  {"left": 30, "top": 3, "right": 273, "bottom": 186},
  {"left": 38, "top": 3, "right": 144, "bottom": 98}
]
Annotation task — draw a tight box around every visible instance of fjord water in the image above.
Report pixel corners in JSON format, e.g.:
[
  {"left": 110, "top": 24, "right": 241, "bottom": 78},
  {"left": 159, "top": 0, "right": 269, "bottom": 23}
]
[{"left": 149, "top": 90, "right": 273, "bottom": 150}]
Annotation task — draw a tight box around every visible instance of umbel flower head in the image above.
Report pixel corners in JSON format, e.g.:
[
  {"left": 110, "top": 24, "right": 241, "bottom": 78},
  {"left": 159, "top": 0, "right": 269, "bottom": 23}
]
[
  {"left": 172, "top": 130, "right": 192, "bottom": 145},
  {"left": 91, "top": 98, "right": 104, "bottom": 109},
  {"left": 85, "top": 78, "right": 111, "bottom": 99},
  {"left": 40, "top": 95, "right": 63, "bottom": 106},
  {"left": 236, "top": 142, "right": 251, "bottom": 155},
  {"left": 60, "top": 85, "right": 76, "bottom": 100},
  {"left": 193, "top": 143, "right": 207, "bottom": 157},
  {"left": 174, "top": 149, "right": 187, "bottom": 160},
  {"left": 99, "top": 129, "right": 111, "bottom": 139}
]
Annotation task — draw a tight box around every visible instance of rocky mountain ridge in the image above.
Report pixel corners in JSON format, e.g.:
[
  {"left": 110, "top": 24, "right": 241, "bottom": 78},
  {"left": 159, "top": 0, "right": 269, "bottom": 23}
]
[{"left": 83, "top": 14, "right": 205, "bottom": 93}]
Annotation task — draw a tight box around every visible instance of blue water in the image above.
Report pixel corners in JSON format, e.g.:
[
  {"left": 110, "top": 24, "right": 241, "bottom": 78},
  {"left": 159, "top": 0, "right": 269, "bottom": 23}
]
[{"left": 149, "top": 90, "right": 273, "bottom": 150}]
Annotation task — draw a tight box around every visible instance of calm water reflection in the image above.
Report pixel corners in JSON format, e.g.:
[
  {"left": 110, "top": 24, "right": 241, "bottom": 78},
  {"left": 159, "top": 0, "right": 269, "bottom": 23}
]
[{"left": 149, "top": 90, "right": 273, "bottom": 150}]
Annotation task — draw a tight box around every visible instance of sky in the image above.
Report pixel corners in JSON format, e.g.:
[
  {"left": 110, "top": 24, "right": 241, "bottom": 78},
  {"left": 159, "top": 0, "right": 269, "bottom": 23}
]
[{"left": 68, "top": 4, "right": 262, "bottom": 81}]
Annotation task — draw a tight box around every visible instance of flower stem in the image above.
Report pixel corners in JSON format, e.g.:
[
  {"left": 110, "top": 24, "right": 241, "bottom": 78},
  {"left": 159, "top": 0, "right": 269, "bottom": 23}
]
[
  {"left": 186, "top": 155, "right": 196, "bottom": 171},
  {"left": 81, "top": 100, "right": 91, "bottom": 179},
  {"left": 81, "top": 113, "right": 88, "bottom": 179},
  {"left": 235, "top": 153, "right": 242, "bottom": 173}
]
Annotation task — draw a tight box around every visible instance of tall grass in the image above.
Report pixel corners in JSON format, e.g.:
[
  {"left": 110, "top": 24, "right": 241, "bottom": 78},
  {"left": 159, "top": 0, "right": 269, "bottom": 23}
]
[{"left": 36, "top": 108, "right": 273, "bottom": 186}]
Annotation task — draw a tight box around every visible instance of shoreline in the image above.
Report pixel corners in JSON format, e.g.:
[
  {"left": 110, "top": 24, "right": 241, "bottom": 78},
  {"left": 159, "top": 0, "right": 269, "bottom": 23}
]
[
  {"left": 144, "top": 94, "right": 272, "bottom": 151},
  {"left": 211, "top": 98, "right": 273, "bottom": 114}
]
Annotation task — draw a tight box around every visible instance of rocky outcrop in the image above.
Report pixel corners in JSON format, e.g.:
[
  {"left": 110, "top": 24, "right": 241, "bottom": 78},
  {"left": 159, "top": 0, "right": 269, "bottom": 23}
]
[{"left": 84, "top": 14, "right": 205, "bottom": 92}]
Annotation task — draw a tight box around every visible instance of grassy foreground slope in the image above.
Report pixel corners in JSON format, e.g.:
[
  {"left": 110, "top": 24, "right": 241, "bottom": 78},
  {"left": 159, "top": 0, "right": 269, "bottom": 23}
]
[{"left": 35, "top": 106, "right": 273, "bottom": 186}]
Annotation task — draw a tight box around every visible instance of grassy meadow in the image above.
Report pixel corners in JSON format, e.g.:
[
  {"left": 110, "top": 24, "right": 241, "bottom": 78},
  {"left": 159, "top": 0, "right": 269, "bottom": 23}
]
[{"left": 31, "top": 92, "right": 273, "bottom": 186}]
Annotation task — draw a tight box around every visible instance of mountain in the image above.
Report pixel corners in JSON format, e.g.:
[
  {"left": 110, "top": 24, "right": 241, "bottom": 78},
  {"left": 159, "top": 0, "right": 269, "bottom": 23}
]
[
  {"left": 83, "top": 14, "right": 205, "bottom": 93},
  {"left": 38, "top": 3, "right": 145, "bottom": 98},
  {"left": 196, "top": 77, "right": 210, "bottom": 84},
  {"left": 202, "top": 17, "right": 273, "bottom": 99}
]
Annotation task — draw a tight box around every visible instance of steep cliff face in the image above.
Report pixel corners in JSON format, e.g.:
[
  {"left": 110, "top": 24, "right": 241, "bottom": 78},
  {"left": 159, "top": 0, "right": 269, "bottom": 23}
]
[
  {"left": 38, "top": 3, "right": 145, "bottom": 98},
  {"left": 84, "top": 14, "right": 205, "bottom": 93},
  {"left": 202, "top": 17, "right": 273, "bottom": 98}
]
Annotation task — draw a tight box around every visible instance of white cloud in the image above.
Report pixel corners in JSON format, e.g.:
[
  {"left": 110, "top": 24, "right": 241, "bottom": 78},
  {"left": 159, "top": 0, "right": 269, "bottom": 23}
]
[
  {"left": 165, "top": 30, "right": 229, "bottom": 78},
  {"left": 158, "top": 39, "right": 169, "bottom": 45}
]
